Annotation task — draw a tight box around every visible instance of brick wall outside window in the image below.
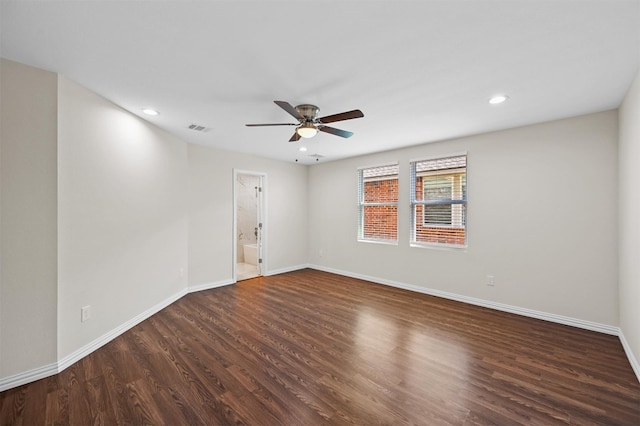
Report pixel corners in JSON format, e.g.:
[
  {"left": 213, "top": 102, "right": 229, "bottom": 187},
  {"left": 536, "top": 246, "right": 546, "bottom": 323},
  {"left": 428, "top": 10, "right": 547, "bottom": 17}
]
[{"left": 363, "top": 178, "right": 398, "bottom": 240}]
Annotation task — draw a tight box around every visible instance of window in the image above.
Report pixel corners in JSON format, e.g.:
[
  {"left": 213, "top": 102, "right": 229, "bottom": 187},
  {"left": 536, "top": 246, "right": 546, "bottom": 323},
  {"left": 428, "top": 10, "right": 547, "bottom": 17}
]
[
  {"left": 411, "top": 154, "right": 467, "bottom": 247},
  {"left": 358, "top": 164, "right": 399, "bottom": 243}
]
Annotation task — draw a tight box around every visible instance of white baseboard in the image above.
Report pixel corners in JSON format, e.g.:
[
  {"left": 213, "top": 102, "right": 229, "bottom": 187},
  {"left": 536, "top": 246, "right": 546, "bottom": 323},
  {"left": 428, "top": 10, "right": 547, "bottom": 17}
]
[
  {"left": 332, "top": 262, "right": 637, "bottom": 382},
  {"left": 309, "top": 265, "right": 640, "bottom": 380},
  {"left": 265, "top": 264, "right": 310, "bottom": 277},
  {"left": 0, "top": 288, "right": 188, "bottom": 392},
  {"left": 0, "top": 268, "right": 303, "bottom": 392},
  {"left": 57, "top": 288, "right": 188, "bottom": 372},
  {"left": 619, "top": 330, "right": 640, "bottom": 383},
  {"left": 0, "top": 362, "right": 59, "bottom": 393},
  {"left": 188, "top": 279, "right": 235, "bottom": 293},
  {"left": 309, "top": 264, "right": 619, "bottom": 336}
]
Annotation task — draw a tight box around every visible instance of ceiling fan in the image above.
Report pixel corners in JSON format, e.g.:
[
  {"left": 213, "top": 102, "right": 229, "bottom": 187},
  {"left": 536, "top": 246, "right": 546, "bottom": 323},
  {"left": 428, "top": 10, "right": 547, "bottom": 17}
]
[{"left": 246, "top": 100, "right": 364, "bottom": 142}]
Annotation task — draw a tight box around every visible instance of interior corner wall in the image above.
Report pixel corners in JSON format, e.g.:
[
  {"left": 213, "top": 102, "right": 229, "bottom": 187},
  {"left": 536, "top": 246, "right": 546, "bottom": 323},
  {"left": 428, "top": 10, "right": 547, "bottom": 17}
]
[
  {"left": 0, "top": 58, "right": 309, "bottom": 387},
  {"left": 57, "top": 76, "right": 189, "bottom": 360},
  {"left": 619, "top": 68, "right": 640, "bottom": 374},
  {"left": 187, "top": 144, "right": 308, "bottom": 287},
  {"left": 0, "top": 58, "right": 58, "bottom": 377},
  {"left": 308, "top": 110, "right": 619, "bottom": 327}
]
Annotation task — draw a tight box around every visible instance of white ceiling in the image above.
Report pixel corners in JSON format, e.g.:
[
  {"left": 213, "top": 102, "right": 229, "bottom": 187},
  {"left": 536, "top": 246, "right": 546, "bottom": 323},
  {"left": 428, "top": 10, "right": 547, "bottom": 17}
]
[{"left": 2, "top": 1, "right": 639, "bottom": 164}]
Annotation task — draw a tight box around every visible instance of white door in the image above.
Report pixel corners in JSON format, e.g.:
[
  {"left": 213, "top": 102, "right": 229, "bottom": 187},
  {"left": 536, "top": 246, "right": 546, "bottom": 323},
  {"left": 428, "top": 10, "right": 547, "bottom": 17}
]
[{"left": 255, "top": 175, "right": 263, "bottom": 275}]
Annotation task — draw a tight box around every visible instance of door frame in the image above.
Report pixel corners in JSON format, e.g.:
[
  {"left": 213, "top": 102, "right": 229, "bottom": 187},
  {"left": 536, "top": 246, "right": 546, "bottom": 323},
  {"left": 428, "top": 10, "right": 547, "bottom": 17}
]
[{"left": 232, "top": 169, "right": 267, "bottom": 282}]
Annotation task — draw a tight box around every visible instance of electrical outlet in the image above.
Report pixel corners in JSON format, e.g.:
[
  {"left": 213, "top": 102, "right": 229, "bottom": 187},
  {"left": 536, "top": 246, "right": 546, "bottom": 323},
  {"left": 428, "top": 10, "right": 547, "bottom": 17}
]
[
  {"left": 81, "top": 305, "right": 91, "bottom": 322},
  {"left": 487, "top": 275, "right": 495, "bottom": 287}
]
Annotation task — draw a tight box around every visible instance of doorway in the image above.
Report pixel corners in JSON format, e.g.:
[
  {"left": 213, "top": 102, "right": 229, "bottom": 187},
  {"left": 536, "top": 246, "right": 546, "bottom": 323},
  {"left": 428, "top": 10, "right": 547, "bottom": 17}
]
[{"left": 234, "top": 170, "right": 265, "bottom": 281}]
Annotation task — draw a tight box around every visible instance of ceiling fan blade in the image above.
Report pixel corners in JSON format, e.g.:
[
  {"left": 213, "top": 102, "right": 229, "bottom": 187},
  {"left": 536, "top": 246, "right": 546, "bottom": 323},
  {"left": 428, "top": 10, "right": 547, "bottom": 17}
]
[
  {"left": 274, "top": 100, "right": 304, "bottom": 121},
  {"left": 319, "top": 126, "right": 353, "bottom": 138},
  {"left": 318, "top": 109, "right": 364, "bottom": 124},
  {"left": 289, "top": 131, "right": 301, "bottom": 142},
  {"left": 245, "top": 123, "right": 297, "bottom": 127}
]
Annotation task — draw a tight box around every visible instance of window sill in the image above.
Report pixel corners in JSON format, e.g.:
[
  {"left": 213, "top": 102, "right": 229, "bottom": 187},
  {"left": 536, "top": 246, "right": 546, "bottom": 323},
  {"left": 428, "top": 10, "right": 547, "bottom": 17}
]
[
  {"left": 358, "top": 238, "right": 398, "bottom": 246},
  {"left": 410, "top": 242, "right": 468, "bottom": 251}
]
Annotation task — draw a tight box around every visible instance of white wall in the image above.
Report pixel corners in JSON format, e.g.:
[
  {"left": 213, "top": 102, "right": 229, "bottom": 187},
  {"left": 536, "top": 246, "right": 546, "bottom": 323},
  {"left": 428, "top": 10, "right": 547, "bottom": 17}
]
[
  {"left": 0, "top": 59, "right": 58, "bottom": 377},
  {"left": 188, "top": 145, "right": 308, "bottom": 287},
  {"left": 57, "top": 77, "right": 189, "bottom": 360},
  {"left": 619, "top": 68, "right": 640, "bottom": 376},
  {"left": 309, "top": 111, "right": 619, "bottom": 327}
]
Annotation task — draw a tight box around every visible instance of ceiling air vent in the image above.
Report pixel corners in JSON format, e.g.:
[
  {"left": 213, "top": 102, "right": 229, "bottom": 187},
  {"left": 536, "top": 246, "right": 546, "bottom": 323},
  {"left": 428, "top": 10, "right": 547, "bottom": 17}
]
[{"left": 187, "top": 123, "right": 211, "bottom": 132}]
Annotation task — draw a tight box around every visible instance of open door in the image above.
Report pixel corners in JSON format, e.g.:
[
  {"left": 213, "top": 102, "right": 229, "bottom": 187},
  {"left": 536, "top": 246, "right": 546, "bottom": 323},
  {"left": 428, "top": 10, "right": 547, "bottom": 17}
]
[
  {"left": 234, "top": 171, "right": 266, "bottom": 281},
  {"left": 255, "top": 178, "right": 264, "bottom": 276}
]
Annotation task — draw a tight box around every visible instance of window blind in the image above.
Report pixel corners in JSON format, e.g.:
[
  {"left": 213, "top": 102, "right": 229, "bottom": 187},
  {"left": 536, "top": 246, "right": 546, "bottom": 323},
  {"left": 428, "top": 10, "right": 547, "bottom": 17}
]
[{"left": 410, "top": 155, "right": 467, "bottom": 247}]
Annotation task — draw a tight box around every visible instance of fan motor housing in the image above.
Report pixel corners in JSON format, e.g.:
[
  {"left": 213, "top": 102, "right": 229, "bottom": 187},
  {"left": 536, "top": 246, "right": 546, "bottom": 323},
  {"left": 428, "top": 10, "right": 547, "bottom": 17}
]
[{"left": 295, "top": 104, "right": 320, "bottom": 120}]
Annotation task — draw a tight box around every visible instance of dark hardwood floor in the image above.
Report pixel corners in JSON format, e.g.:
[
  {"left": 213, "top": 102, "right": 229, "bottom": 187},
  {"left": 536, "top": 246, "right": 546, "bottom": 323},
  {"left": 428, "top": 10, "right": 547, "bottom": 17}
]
[{"left": 1, "top": 269, "right": 639, "bottom": 425}]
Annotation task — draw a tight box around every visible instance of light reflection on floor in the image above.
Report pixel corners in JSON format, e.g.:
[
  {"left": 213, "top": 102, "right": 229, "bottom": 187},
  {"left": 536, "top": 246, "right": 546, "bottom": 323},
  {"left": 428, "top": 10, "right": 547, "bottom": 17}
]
[{"left": 354, "top": 307, "right": 471, "bottom": 420}]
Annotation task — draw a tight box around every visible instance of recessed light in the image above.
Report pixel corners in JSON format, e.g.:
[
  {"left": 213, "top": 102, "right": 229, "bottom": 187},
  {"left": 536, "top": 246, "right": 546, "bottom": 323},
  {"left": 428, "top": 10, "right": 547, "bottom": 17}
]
[
  {"left": 299, "top": 146, "right": 308, "bottom": 152},
  {"left": 489, "top": 95, "right": 508, "bottom": 105},
  {"left": 142, "top": 108, "right": 159, "bottom": 116}
]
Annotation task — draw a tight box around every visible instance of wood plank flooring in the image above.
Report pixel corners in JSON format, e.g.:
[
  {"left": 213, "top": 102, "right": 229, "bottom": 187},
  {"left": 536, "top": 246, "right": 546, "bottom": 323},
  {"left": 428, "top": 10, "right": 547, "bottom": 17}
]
[{"left": 1, "top": 269, "right": 639, "bottom": 425}]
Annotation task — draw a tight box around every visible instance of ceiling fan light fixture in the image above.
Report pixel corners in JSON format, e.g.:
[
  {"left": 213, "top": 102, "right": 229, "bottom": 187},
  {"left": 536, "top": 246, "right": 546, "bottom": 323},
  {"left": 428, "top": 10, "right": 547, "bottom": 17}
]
[
  {"left": 297, "top": 123, "right": 318, "bottom": 138},
  {"left": 246, "top": 100, "right": 363, "bottom": 142}
]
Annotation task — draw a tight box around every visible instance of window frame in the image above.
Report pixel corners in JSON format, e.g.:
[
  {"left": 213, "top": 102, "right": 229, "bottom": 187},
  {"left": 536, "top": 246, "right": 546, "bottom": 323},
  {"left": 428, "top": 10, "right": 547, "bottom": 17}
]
[
  {"left": 410, "top": 154, "right": 468, "bottom": 249},
  {"left": 357, "top": 163, "right": 399, "bottom": 244}
]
